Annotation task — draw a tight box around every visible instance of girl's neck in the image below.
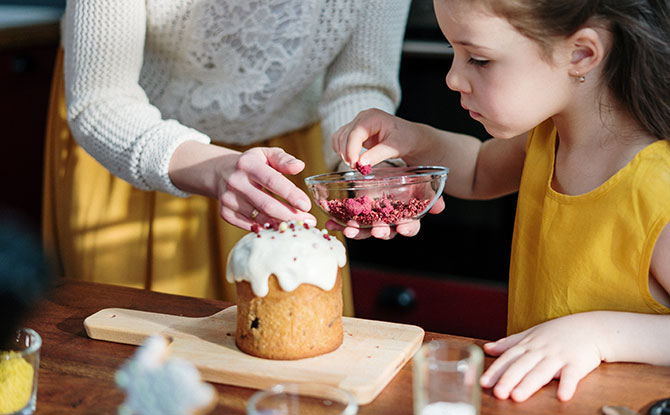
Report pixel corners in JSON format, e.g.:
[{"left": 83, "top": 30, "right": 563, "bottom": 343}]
[{"left": 550, "top": 88, "right": 657, "bottom": 195}]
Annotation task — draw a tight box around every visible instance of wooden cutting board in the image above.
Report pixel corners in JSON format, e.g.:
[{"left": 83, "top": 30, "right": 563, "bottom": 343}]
[{"left": 84, "top": 306, "right": 424, "bottom": 405}]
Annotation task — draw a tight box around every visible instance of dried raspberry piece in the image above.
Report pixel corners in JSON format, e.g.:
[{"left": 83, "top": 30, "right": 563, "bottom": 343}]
[
  {"left": 322, "top": 194, "right": 430, "bottom": 226},
  {"left": 355, "top": 162, "right": 372, "bottom": 175}
]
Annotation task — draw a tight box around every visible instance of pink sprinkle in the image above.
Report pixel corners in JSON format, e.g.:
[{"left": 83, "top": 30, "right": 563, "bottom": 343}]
[
  {"left": 355, "top": 162, "right": 372, "bottom": 175},
  {"left": 251, "top": 223, "right": 260, "bottom": 234},
  {"left": 321, "top": 194, "right": 430, "bottom": 226},
  {"left": 303, "top": 222, "right": 310, "bottom": 230},
  {"left": 323, "top": 234, "right": 331, "bottom": 241}
]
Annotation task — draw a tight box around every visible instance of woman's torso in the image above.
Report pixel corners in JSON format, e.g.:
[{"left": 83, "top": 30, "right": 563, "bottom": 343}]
[{"left": 139, "top": 0, "right": 357, "bottom": 144}]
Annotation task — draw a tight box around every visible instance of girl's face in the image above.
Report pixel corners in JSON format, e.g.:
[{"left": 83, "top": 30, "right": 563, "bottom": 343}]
[{"left": 434, "top": 0, "right": 573, "bottom": 138}]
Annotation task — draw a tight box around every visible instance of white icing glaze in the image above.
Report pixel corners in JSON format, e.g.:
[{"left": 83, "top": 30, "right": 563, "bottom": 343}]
[{"left": 225, "top": 223, "right": 347, "bottom": 297}]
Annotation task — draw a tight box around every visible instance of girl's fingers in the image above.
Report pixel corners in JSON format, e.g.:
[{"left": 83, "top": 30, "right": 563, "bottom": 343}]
[
  {"left": 358, "top": 142, "right": 401, "bottom": 168},
  {"left": 343, "top": 226, "right": 367, "bottom": 239},
  {"left": 509, "top": 358, "right": 563, "bottom": 402},
  {"left": 346, "top": 123, "right": 378, "bottom": 164},
  {"left": 396, "top": 221, "right": 421, "bottom": 237},
  {"left": 556, "top": 364, "right": 592, "bottom": 402},
  {"left": 489, "top": 350, "right": 543, "bottom": 399},
  {"left": 480, "top": 343, "right": 526, "bottom": 388},
  {"left": 429, "top": 197, "right": 446, "bottom": 214},
  {"left": 370, "top": 225, "right": 393, "bottom": 239}
]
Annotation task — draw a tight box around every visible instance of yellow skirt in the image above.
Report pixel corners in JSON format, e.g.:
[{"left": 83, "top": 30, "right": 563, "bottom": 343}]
[{"left": 42, "top": 50, "right": 353, "bottom": 316}]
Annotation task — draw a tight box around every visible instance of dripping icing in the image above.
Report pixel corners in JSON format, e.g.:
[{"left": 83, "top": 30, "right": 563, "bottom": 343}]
[{"left": 226, "top": 222, "right": 347, "bottom": 297}]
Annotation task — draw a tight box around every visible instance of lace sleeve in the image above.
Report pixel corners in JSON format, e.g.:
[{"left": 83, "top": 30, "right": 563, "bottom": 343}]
[
  {"left": 318, "top": 0, "right": 411, "bottom": 171},
  {"left": 63, "top": 0, "right": 210, "bottom": 197}
]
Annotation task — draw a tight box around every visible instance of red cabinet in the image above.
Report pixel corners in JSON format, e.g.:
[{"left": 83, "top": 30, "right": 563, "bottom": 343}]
[{"left": 351, "top": 266, "right": 508, "bottom": 341}]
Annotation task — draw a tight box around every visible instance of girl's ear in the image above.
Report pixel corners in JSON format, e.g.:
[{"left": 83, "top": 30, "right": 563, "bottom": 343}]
[{"left": 566, "top": 27, "right": 606, "bottom": 79}]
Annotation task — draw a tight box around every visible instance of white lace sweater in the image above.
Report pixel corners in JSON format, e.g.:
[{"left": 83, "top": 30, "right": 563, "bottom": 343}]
[{"left": 63, "top": 0, "right": 410, "bottom": 196}]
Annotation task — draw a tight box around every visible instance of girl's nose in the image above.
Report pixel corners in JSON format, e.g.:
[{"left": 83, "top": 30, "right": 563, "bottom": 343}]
[{"left": 446, "top": 63, "right": 470, "bottom": 94}]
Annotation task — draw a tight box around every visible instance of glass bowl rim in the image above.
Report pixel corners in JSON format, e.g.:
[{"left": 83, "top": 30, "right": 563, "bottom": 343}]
[
  {"left": 305, "top": 165, "right": 449, "bottom": 190},
  {"left": 247, "top": 382, "right": 358, "bottom": 415}
]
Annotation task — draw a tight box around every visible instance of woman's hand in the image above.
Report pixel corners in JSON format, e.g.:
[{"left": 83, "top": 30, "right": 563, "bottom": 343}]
[
  {"left": 480, "top": 313, "right": 605, "bottom": 402},
  {"left": 169, "top": 142, "right": 316, "bottom": 231},
  {"left": 216, "top": 147, "right": 316, "bottom": 229}
]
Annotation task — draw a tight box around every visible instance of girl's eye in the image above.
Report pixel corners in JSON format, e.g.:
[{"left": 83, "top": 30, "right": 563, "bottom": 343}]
[{"left": 468, "top": 57, "right": 489, "bottom": 67}]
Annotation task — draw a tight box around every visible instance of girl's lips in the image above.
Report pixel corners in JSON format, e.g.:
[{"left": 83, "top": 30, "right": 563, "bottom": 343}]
[{"left": 461, "top": 102, "right": 480, "bottom": 118}]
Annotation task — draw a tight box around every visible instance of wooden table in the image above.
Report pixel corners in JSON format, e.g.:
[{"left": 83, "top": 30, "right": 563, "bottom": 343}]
[{"left": 26, "top": 278, "right": 670, "bottom": 414}]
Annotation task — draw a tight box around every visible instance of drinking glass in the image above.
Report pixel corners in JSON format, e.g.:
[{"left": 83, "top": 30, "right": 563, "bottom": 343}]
[{"left": 413, "top": 340, "right": 483, "bottom": 415}]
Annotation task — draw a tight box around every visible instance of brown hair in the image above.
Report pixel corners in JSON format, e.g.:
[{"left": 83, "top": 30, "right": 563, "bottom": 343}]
[{"left": 471, "top": 0, "right": 670, "bottom": 140}]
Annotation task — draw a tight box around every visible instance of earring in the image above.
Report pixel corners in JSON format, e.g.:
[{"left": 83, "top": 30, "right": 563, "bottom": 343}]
[{"left": 575, "top": 71, "right": 585, "bottom": 83}]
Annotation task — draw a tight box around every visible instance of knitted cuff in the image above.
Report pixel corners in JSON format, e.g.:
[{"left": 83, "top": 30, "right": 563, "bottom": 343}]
[{"left": 138, "top": 120, "right": 211, "bottom": 197}]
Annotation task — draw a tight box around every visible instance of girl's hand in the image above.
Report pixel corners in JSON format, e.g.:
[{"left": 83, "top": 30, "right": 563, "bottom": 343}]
[
  {"left": 331, "top": 109, "right": 442, "bottom": 239},
  {"left": 332, "top": 108, "right": 423, "bottom": 168},
  {"left": 480, "top": 313, "right": 605, "bottom": 402},
  {"left": 324, "top": 197, "right": 445, "bottom": 239},
  {"left": 216, "top": 147, "right": 316, "bottom": 230}
]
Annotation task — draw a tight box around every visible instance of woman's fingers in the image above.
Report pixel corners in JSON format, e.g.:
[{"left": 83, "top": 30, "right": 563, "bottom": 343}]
[{"left": 237, "top": 151, "right": 312, "bottom": 214}]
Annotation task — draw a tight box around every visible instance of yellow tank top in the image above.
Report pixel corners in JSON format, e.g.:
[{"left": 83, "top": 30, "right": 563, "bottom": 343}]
[{"left": 508, "top": 120, "right": 670, "bottom": 334}]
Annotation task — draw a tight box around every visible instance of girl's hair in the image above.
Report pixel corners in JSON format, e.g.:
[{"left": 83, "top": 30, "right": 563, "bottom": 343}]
[{"left": 479, "top": 0, "right": 670, "bottom": 140}]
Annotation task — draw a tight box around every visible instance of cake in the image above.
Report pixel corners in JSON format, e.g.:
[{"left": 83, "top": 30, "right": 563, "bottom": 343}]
[{"left": 226, "top": 221, "right": 347, "bottom": 360}]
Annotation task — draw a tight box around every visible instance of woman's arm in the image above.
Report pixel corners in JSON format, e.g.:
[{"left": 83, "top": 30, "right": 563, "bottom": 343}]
[{"left": 64, "top": 0, "right": 210, "bottom": 197}]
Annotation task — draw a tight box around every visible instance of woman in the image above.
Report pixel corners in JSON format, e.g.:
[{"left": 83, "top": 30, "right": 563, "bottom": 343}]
[{"left": 43, "top": 0, "right": 411, "bottom": 315}]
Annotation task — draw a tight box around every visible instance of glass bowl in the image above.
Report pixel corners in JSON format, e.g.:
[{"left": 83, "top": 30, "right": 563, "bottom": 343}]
[
  {"left": 305, "top": 166, "right": 448, "bottom": 228},
  {"left": 247, "top": 382, "right": 358, "bottom": 415}
]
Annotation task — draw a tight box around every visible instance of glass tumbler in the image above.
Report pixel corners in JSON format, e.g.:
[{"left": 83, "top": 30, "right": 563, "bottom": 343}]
[
  {"left": 0, "top": 328, "right": 41, "bottom": 415},
  {"left": 247, "top": 382, "right": 358, "bottom": 415},
  {"left": 413, "top": 340, "right": 483, "bottom": 415}
]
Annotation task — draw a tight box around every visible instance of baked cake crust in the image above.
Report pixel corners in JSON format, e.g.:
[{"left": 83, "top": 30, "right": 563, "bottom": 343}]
[{"left": 235, "top": 271, "right": 343, "bottom": 360}]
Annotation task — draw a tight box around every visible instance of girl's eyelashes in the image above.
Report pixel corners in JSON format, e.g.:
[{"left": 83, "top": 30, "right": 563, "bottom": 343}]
[{"left": 468, "top": 57, "right": 489, "bottom": 67}]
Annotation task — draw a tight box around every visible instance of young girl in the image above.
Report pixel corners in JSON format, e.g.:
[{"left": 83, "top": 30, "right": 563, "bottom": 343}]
[{"left": 330, "top": 0, "right": 670, "bottom": 403}]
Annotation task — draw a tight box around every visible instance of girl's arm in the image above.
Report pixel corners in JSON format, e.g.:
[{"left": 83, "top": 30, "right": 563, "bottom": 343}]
[
  {"left": 481, "top": 221, "right": 670, "bottom": 402},
  {"left": 332, "top": 108, "right": 528, "bottom": 200}
]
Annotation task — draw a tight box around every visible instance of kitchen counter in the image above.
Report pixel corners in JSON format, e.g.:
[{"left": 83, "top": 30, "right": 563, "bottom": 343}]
[{"left": 26, "top": 278, "right": 670, "bottom": 415}]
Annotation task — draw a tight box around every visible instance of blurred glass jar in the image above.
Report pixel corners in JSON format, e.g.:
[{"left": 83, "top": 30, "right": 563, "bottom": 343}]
[{"left": 0, "top": 328, "right": 41, "bottom": 415}]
